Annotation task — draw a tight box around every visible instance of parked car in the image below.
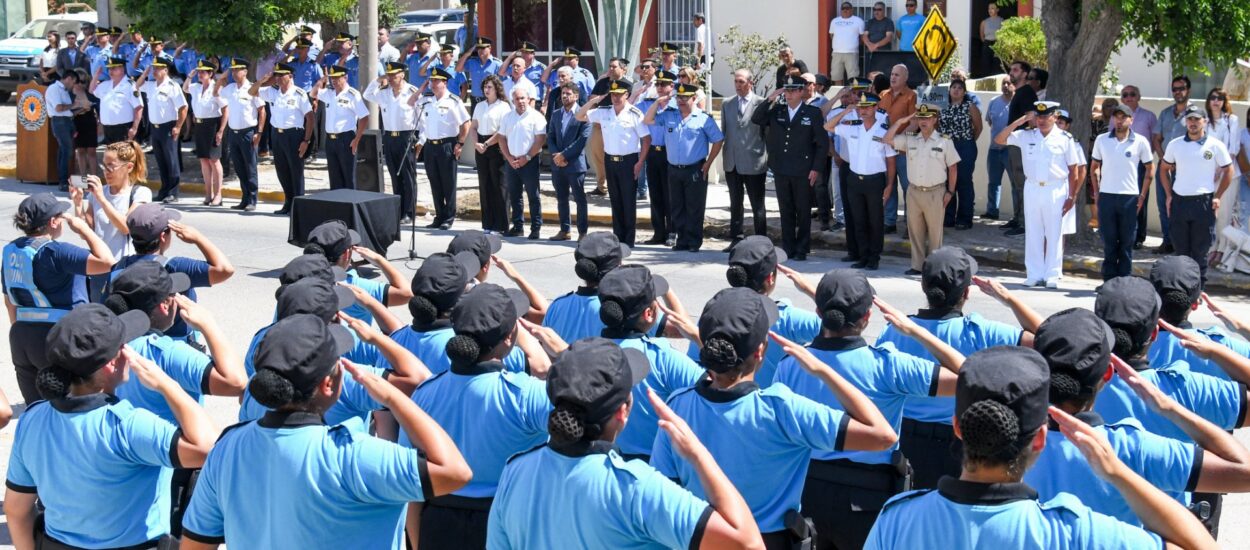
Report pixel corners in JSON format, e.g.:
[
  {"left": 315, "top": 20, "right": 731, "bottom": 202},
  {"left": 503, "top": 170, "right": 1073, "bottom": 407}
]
[
  {"left": 397, "top": 8, "right": 466, "bottom": 26},
  {"left": 0, "top": 10, "right": 96, "bottom": 102}
]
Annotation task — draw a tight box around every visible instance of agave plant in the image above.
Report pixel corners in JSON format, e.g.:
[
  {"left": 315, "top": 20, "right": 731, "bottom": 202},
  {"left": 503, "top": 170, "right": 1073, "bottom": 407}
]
[{"left": 578, "top": 0, "right": 655, "bottom": 69}]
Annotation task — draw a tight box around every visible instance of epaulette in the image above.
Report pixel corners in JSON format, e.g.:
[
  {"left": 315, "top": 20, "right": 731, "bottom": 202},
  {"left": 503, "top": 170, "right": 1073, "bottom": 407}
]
[
  {"left": 294, "top": 87, "right": 307, "bottom": 96},
  {"left": 876, "top": 107, "right": 888, "bottom": 115},
  {"left": 880, "top": 488, "right": 934, "bottom": 511},
  {"left": 879, "top": 123, "right": 889, "bottom": 130},
  {"left": 506, "top": 443, "right": 548, "bottom": 464},
  {"left": 215, "top": 420, "right": 255, "bottom": 442}
]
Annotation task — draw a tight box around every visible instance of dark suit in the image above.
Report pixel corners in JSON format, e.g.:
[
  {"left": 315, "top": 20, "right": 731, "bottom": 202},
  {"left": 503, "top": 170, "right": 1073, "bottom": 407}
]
[
  {"left": 548, "top": 105, "right": 592, "bottom": 235},
  {"left": 752, "top": 99, "right": 828, "bottom": 256},
  {"left": 54, "top": 48, "right": 91, "bottom": 79}
]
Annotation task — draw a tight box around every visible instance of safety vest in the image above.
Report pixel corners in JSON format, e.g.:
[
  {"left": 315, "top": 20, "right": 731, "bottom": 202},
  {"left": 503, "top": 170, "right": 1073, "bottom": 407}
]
[{"left": 2, "top": 238, "right": 68, "bottom": 323}]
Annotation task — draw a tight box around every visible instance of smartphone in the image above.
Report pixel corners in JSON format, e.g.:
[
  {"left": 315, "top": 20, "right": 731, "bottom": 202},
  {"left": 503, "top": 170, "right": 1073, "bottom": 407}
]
[{"left": 70, "top": 175, "right": 87, "bottom": 189}]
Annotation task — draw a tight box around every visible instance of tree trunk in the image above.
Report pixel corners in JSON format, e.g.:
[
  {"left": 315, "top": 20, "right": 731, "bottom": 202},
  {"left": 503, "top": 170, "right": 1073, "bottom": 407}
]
[
  {"left": 465, "top": 0, "right": 477, "bottom": 51},
  {"left": 1041, "top": 0, "right": 1125, "bottom": 245}
]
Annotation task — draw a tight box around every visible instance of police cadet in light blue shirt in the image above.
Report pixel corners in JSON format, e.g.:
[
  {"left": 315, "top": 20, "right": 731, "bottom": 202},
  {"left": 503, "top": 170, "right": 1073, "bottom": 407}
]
[
  {"left": 320, "top": 33, "right": 363, "bottom": 89},
  {"left": 865, "top": 346, "right": 1214, "bottom": 549},
  {"left": 181, "top": 315, "right": 472, "bottom": 550},
  {"left": 646, "top": 83, "right": 725, "bottom": 252},
  {"left": 772, "top": 268, "right": 966, "bottom": 550},
  {"left": 404, "top": 283, "right": 552, "bottom": 549},
  {"left": 877, "top": 247, "right": 1031, "bottom": 489},
  {"left": 459, "top": 37, "right": 503, "bottom": 100},
  {"left": 288, "top": 38, "right": 325, "bottom": 91},
  {"left": 4, "top": 305, "right": 214, "bottom": 550},
  {"left": 598, "top": 265, "right": 705, "bottom": 459},
  {"left": 488, "top": 337, "right": 766, "bottom": 549},
  {"left": 1149, "top": 255, "right": 1250, "bottom": 381},
  {"left": 653, "top": 287, "right": 898, "bottom": 547},
  {"left": 304, "top": 219, "right": 413, "bottom": 326},
  {"left": 542, "top": 231, "right": 632, "bottom": 343},
  {"left": 405, "top": 33, "right": 435, "bottom": 88}
]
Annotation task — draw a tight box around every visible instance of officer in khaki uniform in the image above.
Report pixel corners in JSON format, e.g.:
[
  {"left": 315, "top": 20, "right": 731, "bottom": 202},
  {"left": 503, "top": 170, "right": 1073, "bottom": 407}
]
[{"left": 884, "top": 104, "right": 960, "bottom": 274}]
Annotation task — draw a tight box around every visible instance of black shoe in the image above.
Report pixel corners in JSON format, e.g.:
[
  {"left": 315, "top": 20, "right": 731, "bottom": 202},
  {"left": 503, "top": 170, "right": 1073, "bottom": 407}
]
[
  {"left": 230, "top": 203, "right": 248, "bottom": 210},
  {"left": 831, "top": 222, "right": 845, "bottom": 231},
  {"left": 1154, "top": 243, "right": 1174, "bottom": 254},
  {"left": 589, "top": 188, "right": 607, "bottom": 196},
  {"left": 688, "top": 246, "right": 700, "bottom": 253},
  {"left": 274, "top": 207, "right": 291, "bottom": 215},
  {"left": 794, "top": 253, "right": 807, "bottom": 261},
  {"left": 1133, "top": 241, "right": 1144, "bottom": 250},
  {"left": 954, "top": 223, "right": 973, "bottom": 230},
  {"left": 819, "top": 224, "right": 832, "bottom": 232},
  {"left": 399, "top": 216, "right": 413, "bottom": 226},
  {"left": 162, "top": 195, "right": 179, "bottom": 204},
  {"left": 643, "top": 236, "right": 667, "bottom": 245},
  {"left": 425, "top": 222, "right": 442, "bottom": 229},
  {"left": 505, "top": 227, "right": 524, "bottom": 237},
  {"left": 905, "top": 268, "right": 922, "bottom": 275},
  {"left": 242, "top": 204, "right": 255, "bottom": 212},
  {"left": 840, "top": 255, "right": 859, "bottom": 263},
  {"left": 527, "top": 229, "right": 541, "bottom": 240},
  {"left": 1003, "top": 220, "right": 1020, "bottom": 230},
  {"left": 865, "top": 260, "right": 880, "bottom": 271},
  {"left": 851, "top": 260, "right": 868, "bottom": 269},
  {"left": 439, "top": 222, "right": 452, "bottom": 230},
  {"left": 671, "top": 244, "right": 687, "bottom": 251},
  {"left": 1004, "top": 227, "right": 1025, "bottom": 237},
  {"left": 980, "top": 212, "right": 999, "bottom": 220}
]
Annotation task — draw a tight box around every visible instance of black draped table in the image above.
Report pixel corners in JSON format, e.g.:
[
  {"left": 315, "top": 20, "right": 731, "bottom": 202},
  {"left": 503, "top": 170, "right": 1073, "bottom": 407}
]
[{"left": 288, "top": 189, "right": 402, "bottom": 254}]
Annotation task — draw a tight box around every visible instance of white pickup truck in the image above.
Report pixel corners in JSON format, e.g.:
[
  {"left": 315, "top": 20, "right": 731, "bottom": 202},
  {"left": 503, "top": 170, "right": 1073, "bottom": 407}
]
[{"left": 0, "top": 9, "right": 97, "bottom": 103}]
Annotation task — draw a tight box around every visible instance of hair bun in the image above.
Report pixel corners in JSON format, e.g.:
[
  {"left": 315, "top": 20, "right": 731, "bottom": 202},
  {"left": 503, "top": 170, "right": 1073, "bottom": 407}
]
[
  {"left": 1049, "top": 371, "right": 1082, "bottom": 404},
  {"left": 446, "top": 334, "right": 481, "bottom": 367},
  {"left": 600, "top": 299, "right": 626, "bottom": 328},
  {"left": 575, "top": 258, "right": 602, "bottom": 283},
  {"left": 102, "top": 293, "right": 131, "bottom": 315},
  {"left": 701, "top": 337, "right": 741, "bottom": 372},
  {"left": 821, "top": 309, "right": 847, "bottom": 331},
  {"left": 249, "top": 369, "right": 296, "bottom": 409},
  {"left": 408, "top": 294, "right": 439, "bottom": 326},
  {"left": 548, "top": 407, "right": 586, "bottom": 440},
  {"left": 960, "top": 399, "right": 1020, "bottom": 459},
  {"left": 35, "top": 366, "right": 73, "bottom": 399},
  {"left": 725, "top": 265, "right": 751, "bottom": 288},
  {"left": 1111, "top": 327, "right": 1135, "bottom": 358},
  {"left": 303, "top": 243, "right": 326, "bottom": 257},
  {"left": 924, "top": 287, "right": 948, "bottom": 306}
]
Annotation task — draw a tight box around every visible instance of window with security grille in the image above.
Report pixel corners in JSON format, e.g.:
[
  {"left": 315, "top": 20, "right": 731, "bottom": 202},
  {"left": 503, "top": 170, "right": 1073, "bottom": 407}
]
[{"left": 657, "top": 0, "right": 709, "bottom": 63}]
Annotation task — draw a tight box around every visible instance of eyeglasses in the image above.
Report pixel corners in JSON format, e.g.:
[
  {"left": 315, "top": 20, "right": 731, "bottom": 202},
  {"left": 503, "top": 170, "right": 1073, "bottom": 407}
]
[
  {"left": 1172, "top": 87, "right": 1188, "bottom": 92},
  {"left": 103, "top": 161, "right": 129, "bottom": 173},
  {"left": 1210, "top": 96, "right": 1225, "bottom": 101}
]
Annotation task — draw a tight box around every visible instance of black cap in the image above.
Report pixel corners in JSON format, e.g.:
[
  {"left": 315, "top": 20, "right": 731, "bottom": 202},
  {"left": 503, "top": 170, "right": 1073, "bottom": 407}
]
[
  {"left": 815, "top": 269, "right": 874, "bottom": 327},
  {"left": 275, "top": 277, "right": 355, "bottom": 321},
  {"left": 1149, "top": 255, "right": 1202, "bottom": 304},
  {"left": 575, "top": 232, "right": 630, "bottom": 276},
  {"left": 815, "top": 74, "right": 833, "bottom": 88},
  {"left": 150, "top": 58, "right": 170, "bottom": 70},
  {"left": 46, "top": 304, "right": 150, "bottom": 377},
  {"left": 956, "top": 346, "right": 1050, "bottom": 439},
  {"left": 599, "top": 265, "right": 669, "bottom": 324},
  {"left": 857, "top": 93, "right": 880, "bottom": 107},
  {"left": 475, "top": 36, "right": 494, "bottom": 49},
  {"left": 1034, "top": 308, "right": 1115, "bottom": 393},
  {"left": 727, "top": 236, "right": 786, "bottom": 288},
  {"left": 194, "top": 60, "right": 217, "bottom": 73},
  {"left": 414, "top": 32, "right": 432, "bottom": 43},
  {"left": 1182, "top": 105, "right": 1207, "bottom": 120},
  {"left": 781, "top": 76, "right": 805, "bottom": 90},
  {"left": 299, "top": 25, "right": 316, "bottom": 35},
  {"left": 921, "top": 247, "right": 978, "bottom": 307},
  {"left": 517, "top": 41, "right": 537, "bottom": 52},
  {"left": 850, "top": 77, "right": 871, "bottom": 90},
  {"left": 429, "top": 66, "right": 453, "bottom": 80},
  {"left": 447, "top": 230, "right": 502, "bottom": 270},
  {"left": 295, "top": 38, "right": 313, "bottom": 48},
  {"left": 228, "top": 58, "right": 249, "bottom": 70},
  {"left": 451, "top": 283, "right": 529, "bottom": 350},
  {"left": 126, "top": 203, "right": 182, "bottom": 242},
  {"left": 1095, "top": 276, "right": 1161, "bottom": 343},
  {"left": 660, "top": 42, "right": 679, "bottom": 54},
  {"left": 18, "top": 193, "right": 70, "bottom": 229},
  {"left": 279, "top": 254, "right": 347, "bottom": 287},
  {"left": 655, "top": 70, "right": 677, "bottom": 83},
  {"left": 253, "top": 314, "right": 354, "bottom": 394},
  {"left": 106, "top": 56, "right": 127, "bottom": 68},
  {"left": 109, "top": 261, "right": 191, "bottom": 313},
  {"left": 675, "top": 83, "right": 700, "bottom": 96},
  {"left": 1033, "top": 101, "right": 1061, "bottom": 115},
  {"left": 547, "top": 337, "right": 650, "bottom": 423},
  {"left": 698, "top": 288, "right": 779, "bottom": 372},
  {"left": 326, "top": 65, "right": 348, "bottom": 78},
  {"left": 411, "top": 252, "right": 479, "bottom": 312},
  {"left": 306, "top": 220, "right": 360, "bottom": 260},
  {"left": 335, "top": 32, "right": 356, "bottom": 42},
  {"left": 384, "top": 61, "right": 407, "bottom": 75},
  {"left": 607, "top": 79, "right": 630, "bottom": 94},
  {"left": 563, "top": 47, "right": 582, "bottom": 57},
  {"left": 273, "top": 62, "right": 294, "bottom": 75}
]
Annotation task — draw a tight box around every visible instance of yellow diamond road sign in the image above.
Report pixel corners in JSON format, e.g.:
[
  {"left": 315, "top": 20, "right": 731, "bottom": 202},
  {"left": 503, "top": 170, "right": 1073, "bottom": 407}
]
[{"left": 912, "top": 8, "right": 957, "bottom": 82}]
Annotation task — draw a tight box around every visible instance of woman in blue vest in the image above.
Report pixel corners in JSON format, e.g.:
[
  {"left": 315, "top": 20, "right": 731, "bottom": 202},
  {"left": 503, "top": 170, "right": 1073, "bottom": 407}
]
[
  {"left": 540, "top": 231, "right": 631, "bottom": 343},
  {"left": 3, "top": 193, "right": 115, "bottom": 403},
  {"left": 653, "top": 286, "right": 897, "bottom": 549},
  {"left": 181, "top": 314, "right": 471, "bottom": 550},
  {"left": 404, "top": 283, "right": 551, "bottom": 549},
  {"left": 865, "top": 346, "right": 1216, "bottom": 549},
  {"left": 488, "top": 337, "right": 766, "bottom": 549}
]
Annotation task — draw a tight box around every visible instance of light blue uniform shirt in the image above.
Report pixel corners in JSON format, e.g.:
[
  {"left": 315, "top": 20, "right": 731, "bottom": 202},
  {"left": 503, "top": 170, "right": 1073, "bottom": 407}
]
[
  {"left": 654, "top": 108, "right": 724, "bottom": 165},
  {"left": 289, "top": 57, "right": 324, "bottom": 91},
  {"left": 549, "top": 66, "right": 595, "bottom": 98},
  {"left": 382, "top": 319, "right": 529, "bottom": 375},
  {"left": 88, "top": 43, "right": 113, "bottom": 81},
  {"left": 172, "top": 49, "right": 202, "bottom": 77},
  {"left": 685, "top": 299, "right": 821, "bottom": 388},
  {"left": 877, "top": 310, "right": 1022, "bottom": 424},
  {"left": 611, "top": 331, "right": 705, "bottom": 457},
  {"left": 343, "top": 268, "right": 388, "bottom": 326},
  {"left": 523, "top": 61, "right": 546, "bottom": 96},
  {"left": 402, "top": 361, "right": 551, "bottom": 497},
  {"left": 1149, "top": 322, "right": 1250, "bottom": 381},
  {"left": 131, "top": 51, "right": 173, "bottom": 79},
  {"left": 117, "top": 331, "right": 210, "bottom": 424},
  {"left": 896, "top": 14, "right": 925, "bottom": 51},
  {"left": 542, "top": 288, "right": 669, "bottom": 346},
  {"left": 464, "top": 56, "right": 503, "bottom": 97},
  {"left": 322, "top": 52, "right": 361, "bottom": 88},
  {"left": 1095, "top": 359, "right": 1246, "bottom": 443},
  {"left": 405, "top": 52, "right": 434, "bottom": 88},
  {"left": 1025, "top": 412, "right": 1198, "bottom": 526},
  {"left": 651, "top": 380, "right": 848, "bottom": 532},
  {"left": 182, "top": 411, "right": 430, "bottom": 549},
  {"left": 487, "top": 442, "right": 712, "bottom": 550},
  {"left": 865, "top": 479, "right": 1163, "bottom": 549},
  {"left": 7, "top": 395, "right": 179, "bottom": 548},
  {"left": 774, "top": 336, "right": 940, "bottom": 464},
  {"left": 638, "top": 98, "right": 674, "bottom": 147}
]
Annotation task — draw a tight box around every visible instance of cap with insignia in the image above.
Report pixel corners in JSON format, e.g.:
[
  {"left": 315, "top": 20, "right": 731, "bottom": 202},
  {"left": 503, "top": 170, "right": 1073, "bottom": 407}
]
[
  {"left": 850, "top": 77, "right": 871, "bottom": 90},
  {"left": 229, "top": 58, "right": 249, "bottom": 70},
  {"left": 439, "top": 44, "right": 456, "bottom": 55},
  {"left": 105, "top": 56, "right": 126, "bottom": 68},
  {"left": 675, "top": 83, "right": 699, "bottom": 96},
  {"left": 148, "top": 36, "right": 162, "bottom": 44},
  {"left": 150, "top": 58, "right": 170, "bottom": 70},
  {"left": 326, "top": 65, "right": 348, "bottom": 78},
  {"left": 915, "top": 103, "right": 939, "bottom": 118},
  {"left": 517, "top": 41, "right": 537, "bottom": 52},
  {"left": 299, "top": 25, "right": 316, "bottom": 35},
  {"left": 415, "top": 32, "right": 432, "bottom": 43},
  {"left": 607, "top": 79, "right": 630, "bottom": 94},
  {"left": 384, "top": 61, "right": 407, "bottom": 75},
  {"left": 660, "top": 42, "right": 679, "bottom": 54},
  {"left": 564, "top": 47, "right": 581, "bottom": 57},
  {"left": 295, "top": 37, "right": 313, "bottom": 48},
  {"left": 1056, "top": 109, "right": 1072, "bottom": 121},
  {"left": 194, "top": 60, "right": 217, "bottom": 73},
  {"left": 335, "top": 32, "right": 356, "bottom": 42},
  {"left": 857, "top": 93, "right": 880, "bottom": 107},
  {"left": 475, "top": 36, "right": 494, "bottom": 49},
  {"left": 655, "top": 70, "right": 677, "bottom": 83},
  {"left": 782, "top": 76, "right": 805, "bottom": 90},
  {"left": 429, "top": 67, "right": 452, "bottom": 81},
  {"left": 273, "top": 62, "right": 293, "bottom": 75},
  {"left": 127, "top": 24, "right": 140, "bottom": 33},
  {"left": 1182, "top": 105, "right": 1207, "bottom": 120},
  {"left": 1033, "top": 101, "right": 1061, "bottom": 115}
]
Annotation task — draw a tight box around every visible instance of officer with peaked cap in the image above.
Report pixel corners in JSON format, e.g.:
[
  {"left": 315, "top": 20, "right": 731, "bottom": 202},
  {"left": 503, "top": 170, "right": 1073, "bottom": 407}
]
[
  {"left": 312, "top": 64, "right": 369, "bottom": 190},
  {"left": 364, "top": 62, "right": 421, "bottom": 223},
  {"left": 458, "top": 36, "right": 503, "bottom": 105},
  {"left": 416, "top": 66, "right": 472, "bottom": 229},
  {"left": 136, "top": 56, "right": 188, "bottom": 203},
  {"left": 90, "top": 55, "right": 144, "bottom": 144},
  {"left": 826, "top": 90, "right": 895, "bottom": 268},
  {"left": 576, "top": 79, "right": 652, "bottom": 247},
  {"left": 883, "top": 104, "right": 961, "bottom": 274},
  {"left": 216, "top": 57, "right": 265, "bottom": 211},
  {"left": 754, "top": 76, "right": 827, "bottom": 261},
  {"left": 645, "top": 82, "right": 724, "bottom": 253}
]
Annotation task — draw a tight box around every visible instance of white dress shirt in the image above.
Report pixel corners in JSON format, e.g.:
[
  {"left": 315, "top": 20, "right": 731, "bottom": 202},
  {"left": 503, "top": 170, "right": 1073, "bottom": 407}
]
[
  {"left": 140, "top": 78, "right": 187, "bottom": 124},
  {"left": 187, "top": 82, "right": 226, "bottom": 119},
  {"left": 44, "top": 81, "right": 73, "bottom": 118},
  {"left": 502, "top": 76, "right": 539, "bottom": 102},
  {"left": 95, "top": 79, "right": 144, "bottom": 125},
  {"left": 833, "top": 117, "right": 897, "bottom": 175},
  {"left": 418, "top": 92, "right": 470, "bottom": 145},
  {"left": 587, "top": 104, "right": 649, "bottom": 155},
  {"left": 221, "top": 82, "right": 263, "bottom": 129},
  {"left": 499, "top": 108, "right": 547, "bottom": 157},
  {"left": 1164, "top": 134, "right": 1233, "bottom": 196},
  {"left": 362, "top": 80, "right": 419, "bottom": 131},
  {"left": 259, "top": 85, "right": 313, "bottom": 129},
  {"left": 472, "top": 99, "right": 511, "bottom": 135},
  {"left": 318, "top": 87, "right": 369, "bottom": 133}
]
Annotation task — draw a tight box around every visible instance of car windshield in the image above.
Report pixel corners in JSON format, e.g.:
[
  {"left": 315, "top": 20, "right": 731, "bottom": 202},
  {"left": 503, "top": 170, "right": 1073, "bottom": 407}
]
[
  {"left": 11, "top": 19, "right": 86, "bottom": 40},
  {"left": 399, "top": 14, "right": 442, "bottom": 25}
]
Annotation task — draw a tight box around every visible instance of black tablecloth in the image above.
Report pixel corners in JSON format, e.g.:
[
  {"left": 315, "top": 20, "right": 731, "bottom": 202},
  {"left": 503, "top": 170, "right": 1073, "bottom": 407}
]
[{"left": 289, "top": 189, "right": 402, "bottom": 254}]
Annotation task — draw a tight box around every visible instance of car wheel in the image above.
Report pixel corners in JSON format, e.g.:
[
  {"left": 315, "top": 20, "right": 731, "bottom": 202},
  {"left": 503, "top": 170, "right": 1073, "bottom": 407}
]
[{"left": 0, "top": 91, "right": 11, "bottom": 103}]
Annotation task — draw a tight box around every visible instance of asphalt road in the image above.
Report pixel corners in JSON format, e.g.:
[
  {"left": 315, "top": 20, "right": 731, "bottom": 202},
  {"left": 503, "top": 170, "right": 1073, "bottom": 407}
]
[{"left": 0, "top": 179, "right": 1248, "bottom": 547}]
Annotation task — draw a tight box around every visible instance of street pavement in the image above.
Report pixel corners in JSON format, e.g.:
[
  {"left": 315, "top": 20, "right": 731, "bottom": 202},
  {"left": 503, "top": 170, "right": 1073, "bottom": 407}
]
[{"left": 0, "top": 178, "right": 1248, "bottom": 547}]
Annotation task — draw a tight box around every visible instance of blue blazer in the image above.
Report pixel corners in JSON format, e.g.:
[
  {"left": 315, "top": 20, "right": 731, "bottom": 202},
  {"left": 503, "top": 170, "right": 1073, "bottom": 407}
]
[{"left": 547, "top": 106, "right": 590, "bottom": 173}]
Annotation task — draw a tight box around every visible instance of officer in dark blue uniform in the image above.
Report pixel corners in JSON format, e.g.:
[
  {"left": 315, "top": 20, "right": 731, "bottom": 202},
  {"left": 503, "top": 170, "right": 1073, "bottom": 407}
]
[
  {"left": 864, "top": 346, "right": 1216, "bottom": 549},
  {"left": 4, "top": 304, "right": 215, "bottom": 549},
  {"left": 487, "top": 337, "right": 766, "bottom": 549},
  {"left": 647, "top": 83, "right": 724, "bottom": 252},
  {"left": 181, "top": 314, "right": 472, "bottom": 549},
  {"left": 404, "top": 283, "right": 549, "bottom": 549},
  {"left": 653, "top": 287, "right": 898, "bottom": 549},
  {"left": 541, "top": 232, "right": 631, "bottom": 343},
  {"left": 637, "top": 70, "right": 676, "bottom": 246},
  {"left": 3, "top": 193, "right": 115, "bottom": 403},
  {"left": 752, "top": 76, "right": 828, "bottom": 261},
  {"left": 1148, "top": 255, "right": 1250, "bottom": 380}
]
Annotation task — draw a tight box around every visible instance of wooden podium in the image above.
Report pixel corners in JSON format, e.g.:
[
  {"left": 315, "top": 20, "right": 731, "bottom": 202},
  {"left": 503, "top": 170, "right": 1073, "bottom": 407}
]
[{"left": 15, "top": 82, "right": 57, "bottom": 183}]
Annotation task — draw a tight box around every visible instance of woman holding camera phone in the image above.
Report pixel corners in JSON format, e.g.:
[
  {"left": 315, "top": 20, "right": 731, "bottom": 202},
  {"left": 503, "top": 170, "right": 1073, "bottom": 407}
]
[{"left": 69, "top": 140, "right": 152, "bottom": 301}]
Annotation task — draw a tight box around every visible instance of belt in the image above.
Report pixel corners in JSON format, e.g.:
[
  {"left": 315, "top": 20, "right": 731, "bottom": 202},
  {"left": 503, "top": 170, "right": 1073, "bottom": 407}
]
[
  {"left": 607, "top": 153, "right": 638, "bottom": 162},
  {"left": 652, "top": 145, "right": 666, "bottom": 152},
  {"left": 193, "top": 116, "right": 221, "bottom": 124},
  {"left": 427, "top": 494, "right": 494, "bottom": 512},
  {"left": 852, "top": 171, "right": 885, "bottom": 180},
  {"left": 807, "top": 459, "right": 900, "bottom": 493},
  {"left": 670, "top": 159, "right": 705, "bottom": 170},
  {"left": 228, "top": 126, "right": 257, "bottom": 133},
  {"left": 151, "top": 121, "right": 175, "bottom": 129},
  {"left": 1175, "top": 193, "right": 1213, "bottom": 200},
  {"left": 327, "top": 130, "right": 355, "bottom": 139},
  {"left": 427, "top": 137, "right": 455, "bottom": 145},
  {"left": 274, "top": 127, "right": 304, "bottom": 133},
  {"left": 910, "top": 184, "right": 947, "bottom": 192},
  {"left": 386, "top": 130, "right": 415, "bottom": 137}
]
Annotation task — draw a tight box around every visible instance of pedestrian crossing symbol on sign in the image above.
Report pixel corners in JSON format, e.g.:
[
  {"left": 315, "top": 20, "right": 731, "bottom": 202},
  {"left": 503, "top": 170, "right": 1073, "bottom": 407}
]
[{"left": 912, "top": 8, "right": 957, "bottom": 82}]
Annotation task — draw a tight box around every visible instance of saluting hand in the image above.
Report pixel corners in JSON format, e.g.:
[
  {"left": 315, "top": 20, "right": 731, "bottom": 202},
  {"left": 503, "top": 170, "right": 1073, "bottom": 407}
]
[
  {"left": 656, "top": 299, "right": 698, "bottom": 344},
  {"left": 519, "top": 318, "right": 568, "bottom": 356},
  {"left": 1202, "top": 292, "right": 1239, "bottom": 333},
  {"left": 338, "top": 281, "right": 377, "bottom": 307},
  {"left": 769, "top": 331, "right": 830, "bottom": 377},
  {"left": 338, "top": 311, "right": 381, "bottom": 344},
  {"left": 123, "top": 345, "right": 176, "bottom": 391},
  {"left": 1159, "top": 319, "right": 1220, "bottom": 358},
  {"left": 490, "top": 255, "right": 521, "bottom": 280},
  {"left": 650, "top": 388, "right": 712, "bottom": 462},
  {"left": 971, "top": 275, "right": 1011, "bottom": 304},
  {"left": 874, "top": 296, "right": 920, "bottom": 336},
  {"left": 1109, "top": 354, "right": 1175, "bottom": 414},
  {"left": 1049, "top": 406, "right": 1126, "bottom": 481},
  {"left": 586, "top": 94, "right": 604, "bottom": 106},
  {"left": 776, "top": 264, "right": 816, "bottom": 299},
  {"left": 167, "top": 220, "right": 202, "bottom": 244},
  {"left": 173, "top": 295, "right": 213, "bottom": 331},
  {"left": 342, "top": 359, "right": 405, "bottom": 410}
]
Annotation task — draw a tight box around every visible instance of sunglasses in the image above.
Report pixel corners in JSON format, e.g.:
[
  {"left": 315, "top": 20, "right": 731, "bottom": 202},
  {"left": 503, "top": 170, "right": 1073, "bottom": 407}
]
[
  {"left": 1210, "top": 96, "right": 1226, "bottom": 101},
  {"left": 1172, "top": 87, "right": 1188, "bottom": 92},
  {"left": 1120, "top": 92, "right": 1137, "bottom": 97}
]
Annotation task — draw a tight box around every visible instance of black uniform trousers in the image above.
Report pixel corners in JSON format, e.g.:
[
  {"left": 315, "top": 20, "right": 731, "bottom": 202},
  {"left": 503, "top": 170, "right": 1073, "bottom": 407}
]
[
  {"left": 812, "top": 152, "right": 834, "bottom": 225},
  {"left": 383, "top": 130, "right": 418, "bottom": 219},
  {"left": 847, "top": 172, "right": 887, "bottom": 263},
  {"left": 227, "top": 126, "right": 258, "bottom": 206},
  {"left": 727, "top": 170, "right": 768, "bottom": 239},
  {"left": 1098, "top": 192, "right": 1139, "bottom": 280},
  {"left": 419, "top": 496, "right": 492, "bottom": 550},
  {"left": 605, "top": 153, "right": 640, "bottom": 246},
  {"left": 9, "top": 322, "right": 52, "bottom": 404},
  {"left": 150, "top": 121, "right": 181, "bottom": 200},
  {"left": 475, "top": 135, "right": 508, "bottom": 232},
  {"left": 646, "top": 146, "right": 671, "bottom": 240},
  {"left": 325, "top": 130, "right": 357, "bottom": 190},
  {"left": 272, "top": 127, "right": 306, "bottom": 211},
  {"left": 102, "top": 123, "right": 131, "bottom": 145},
  {"left": 425, "top": 138, "right": 459, "bottom": 226},
  {"left": 803, "top": 458, "right": 907, "bottom": 550},
  {"left": 899, "top": 418, "right": 963, "bottom": 490},
  {"left": 775, "top": 174, "right": 812, "bottom": 257},
  {"left": 669, "top": 160, "right": 708, "bottom": 250},
  {"left": 1169, "top": 193, "right": 1215, "bottom": 283},
  {"left": 838, "top": 161, "right": 859, "bottom": 259}
]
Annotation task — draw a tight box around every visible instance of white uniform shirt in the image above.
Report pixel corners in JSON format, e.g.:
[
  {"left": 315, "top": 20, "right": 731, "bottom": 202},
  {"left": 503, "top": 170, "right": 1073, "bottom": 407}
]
[
  {"left": 318, "top": 87, "right": 369, "bottom": 133},
  {"left": 259, "top": 85, "right": 313, "bottom": 129},
  {"left": 187, "top": 82, "right": 226, "bottom": 119},
  {"left": 828, "top": 16, "right": 865, "bottom": 53},
  {"left": 362, "top": 80, "right": 419, "bottom": 131},
  {"left": 1007, "top": 127, "right": 1082, "bottom": 185},
  {"left": 472, "top": 99, "right": 511, "bottom": 135},
  {"left": 587, "top": 103, "right": 649, "bottom": 156},
  {"left": 499, "top": 108, "right": 547, "bottom": 157},
  {"left": 834, "top": 118, "right": 897, "bottom": 175},
  {"left": 1092, "top": 131, "right": 1152, "bottom": 195},
  {"left": 1163, "top": 134, "right": 1233, "bottom": 196},
  {"left": 140, "top": 78, "right": 187, "bottom": 124},
  {"left": 502, "top": 76, "right": 539, "bottom": 102},
  {"left": 44, "top": 81, "right": 73, "bottom": 118},
  {"left": 418, "top": 92, "right": 471, "bottom": 145},
  {"left": 220, "top": 82, "right": 263, "bottom": 129},
  {"left": 95, "top": 79, "right": 144, "bottom": 125}
]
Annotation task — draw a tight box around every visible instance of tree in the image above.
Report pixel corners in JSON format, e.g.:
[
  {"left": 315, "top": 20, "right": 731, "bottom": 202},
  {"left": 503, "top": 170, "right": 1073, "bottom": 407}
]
[
  {"left": 989, "top": 16, "right": 1046, "bottom": 74},
  {"left": 117, "top": 0, "right": 354, "bottom": 57},
  {"left": 718, "top": 26, "right": 787, "bottom": 95}
]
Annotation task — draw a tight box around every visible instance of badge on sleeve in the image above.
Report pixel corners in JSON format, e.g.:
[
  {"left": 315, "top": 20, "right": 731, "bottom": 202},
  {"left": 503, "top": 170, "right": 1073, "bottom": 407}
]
[{"left": 1204, "top": 150, "right": 1213, "bottom": 160}]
